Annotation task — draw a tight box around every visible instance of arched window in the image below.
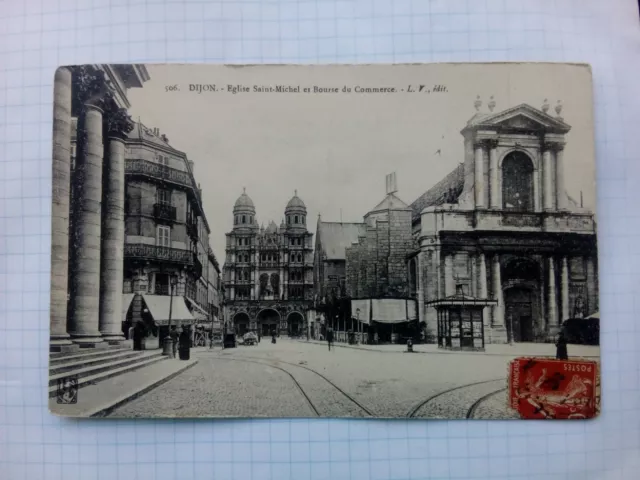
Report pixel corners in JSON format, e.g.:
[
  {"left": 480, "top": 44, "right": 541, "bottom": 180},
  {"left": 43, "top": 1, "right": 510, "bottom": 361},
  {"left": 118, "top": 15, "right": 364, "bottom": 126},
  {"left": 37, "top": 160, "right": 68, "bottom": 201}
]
[
  {"left": 234, "top": 216, "right": 238, "bottom": 225},
  {"left": 242, "top": 215, "right": 246, "bottom": 224},
  {"left": 287, "top": 216, "right": 291, "bottom": 225},
  {"left": 502, "top": 151, "right": 534, "bottom": 212},
  {"left": 295, "top": 216, "right": 299, "bottom": 224},
  {"left": 302, "top": 216, "right": 305, "bottom": 224}
]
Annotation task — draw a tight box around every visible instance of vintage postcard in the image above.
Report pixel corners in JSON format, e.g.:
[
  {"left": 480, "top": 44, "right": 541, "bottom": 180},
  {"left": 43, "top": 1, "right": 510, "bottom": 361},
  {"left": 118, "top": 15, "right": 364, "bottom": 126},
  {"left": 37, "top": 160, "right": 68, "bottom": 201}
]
[{"left": 49, "top": 63, "right": 600, "bottom": 419}]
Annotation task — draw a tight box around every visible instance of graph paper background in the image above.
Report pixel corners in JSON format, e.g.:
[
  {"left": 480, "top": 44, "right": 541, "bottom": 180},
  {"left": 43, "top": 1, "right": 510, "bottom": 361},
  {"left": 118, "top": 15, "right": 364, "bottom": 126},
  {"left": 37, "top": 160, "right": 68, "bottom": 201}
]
[{"left": 1, "top": 0, "right": 640, "bottom": 479}]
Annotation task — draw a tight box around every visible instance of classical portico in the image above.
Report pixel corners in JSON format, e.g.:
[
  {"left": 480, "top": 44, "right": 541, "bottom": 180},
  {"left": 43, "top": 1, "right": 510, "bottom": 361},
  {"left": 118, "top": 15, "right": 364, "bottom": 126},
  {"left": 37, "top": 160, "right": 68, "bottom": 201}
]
[
  {"left": 50, "top": 65, "right": 148, "bottom": 351},
  {"left": 411, "top": 100, "right": 598, "bottom": 344}
]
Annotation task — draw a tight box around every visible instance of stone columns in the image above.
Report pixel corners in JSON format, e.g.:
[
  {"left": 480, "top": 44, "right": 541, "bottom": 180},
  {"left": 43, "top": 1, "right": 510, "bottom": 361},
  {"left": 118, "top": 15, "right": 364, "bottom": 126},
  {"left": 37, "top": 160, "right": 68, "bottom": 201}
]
[
  {"left": 474, "top": 142, "right": 486, "bottom": 209},
  {"left": 99, "top": 108, "right": 134, "bottom": 344},
  {"left": 478, "top": 253, "right": 488, "bottom": 299},
  {"left": 488, "top": 141, "right": 500, "bottom": 209},
  {"left": 279, "top": 266, "right": 284, "bottom": 300},
  {"left": 555, "top": 147, "right": 567, "bottom": 210},
  {"left": 560, "top": 256, "right": 570, "bottom": 322},
  {"left": 542, "top": 146, "right": 554, "bottom": 211},
  {"left": 548, "top": 256, "right": 558, "bottom": 329},
  {"left": 469, "top": 254, "right": 477, "bottom": 297},
  {"left": 444, "top": 254, "right": 455, "bottom": 296},
  {"left": 533, "top": 166, "right": 541, "bottom": 212},
  {"left": 51, "top": 67, "right": 74, "bottom": 350},
  {"left": 69, "top": 103, "right": 106, "bottom": 346},
  {"left": 491, "top": 254, "right": 504, "bottom": 326}
]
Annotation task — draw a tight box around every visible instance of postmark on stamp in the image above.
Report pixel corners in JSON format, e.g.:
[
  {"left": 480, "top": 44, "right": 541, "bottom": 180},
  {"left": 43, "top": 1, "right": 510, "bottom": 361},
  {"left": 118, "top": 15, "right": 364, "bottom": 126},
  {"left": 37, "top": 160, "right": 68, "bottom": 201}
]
[{"left": 508, "top": 358, "right": 598, "bottom": 419}]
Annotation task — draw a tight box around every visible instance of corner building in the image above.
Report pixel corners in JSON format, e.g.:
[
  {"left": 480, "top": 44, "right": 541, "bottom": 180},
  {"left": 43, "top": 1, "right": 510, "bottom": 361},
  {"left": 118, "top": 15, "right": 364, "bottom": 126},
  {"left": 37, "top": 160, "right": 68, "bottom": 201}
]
[{"left": 223, "top": 190, "right": 314, "bottom": 336}]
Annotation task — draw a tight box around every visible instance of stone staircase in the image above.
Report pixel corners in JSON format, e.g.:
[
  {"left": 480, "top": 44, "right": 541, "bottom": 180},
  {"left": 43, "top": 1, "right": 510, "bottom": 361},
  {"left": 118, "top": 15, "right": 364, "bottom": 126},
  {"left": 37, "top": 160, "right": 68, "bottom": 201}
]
[{"left": 49, "top": 346, "right": 167, "bottom": 398}]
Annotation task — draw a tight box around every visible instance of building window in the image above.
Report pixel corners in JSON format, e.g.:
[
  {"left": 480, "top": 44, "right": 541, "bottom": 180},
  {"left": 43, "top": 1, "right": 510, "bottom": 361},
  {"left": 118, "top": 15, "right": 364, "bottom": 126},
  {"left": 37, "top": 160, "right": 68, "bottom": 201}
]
[
  {"left": 157, "top": 154, "right": 169, "bottom": 166},
  {"left": 295, "top": 216, "right": 299, "bottom": 224},
  {"left": 502, "top": 151, "right": 534, "bottom": 212},
  {"left": 156, "top": 225, "right": 171, "bottom": 247},
  {"left": 156, "top": 188, "right": 171, "bottom": 205},
  {"left": 287, "top": 216, "right": 291, "bottom": 224},
  {"left": 242, "top": 215, "right": 246, "bottom": 224},
  {"left": 302, "top": 216, "right": 305, "bottom": 224}
]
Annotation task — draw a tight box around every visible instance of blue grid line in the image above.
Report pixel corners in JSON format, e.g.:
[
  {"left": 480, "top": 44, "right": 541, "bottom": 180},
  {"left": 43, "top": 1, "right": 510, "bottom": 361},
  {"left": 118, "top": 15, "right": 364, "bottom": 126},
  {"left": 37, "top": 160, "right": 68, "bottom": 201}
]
[{"left": 1, "top": 0, "right": 640, "bottom": 479}]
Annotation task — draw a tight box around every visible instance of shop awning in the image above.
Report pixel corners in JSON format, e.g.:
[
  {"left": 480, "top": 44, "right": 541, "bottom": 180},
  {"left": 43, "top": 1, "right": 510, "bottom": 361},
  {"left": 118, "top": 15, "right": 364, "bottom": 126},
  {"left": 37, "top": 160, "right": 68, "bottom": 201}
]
[
  {"left": 351, "top": 298, "right": 418, "bottom": 324},
  {"left": 184, "top": 296, "right": 209, "bottom": 321},
  {"left": 372, "top": 298, "right": 417, "bottom": 324},
  {"left": 351, "top": 299, "right": 372, "bottom": 325},
  {"left": 122, "top": 293, "right": 136, "bottom": 321},
  {"left": 141, "top": 294, "right": 194, "bottom": 326}
]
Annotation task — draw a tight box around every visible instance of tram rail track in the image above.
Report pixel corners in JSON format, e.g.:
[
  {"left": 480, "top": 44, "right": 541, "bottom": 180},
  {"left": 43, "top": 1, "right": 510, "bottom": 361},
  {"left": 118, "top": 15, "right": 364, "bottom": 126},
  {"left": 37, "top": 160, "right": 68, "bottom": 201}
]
[
  {"left": 406, "top": 378, "right": 505, "bottom": 418},
  {"left": 215, "top": 354, "right": 374, "bottom": 417}
]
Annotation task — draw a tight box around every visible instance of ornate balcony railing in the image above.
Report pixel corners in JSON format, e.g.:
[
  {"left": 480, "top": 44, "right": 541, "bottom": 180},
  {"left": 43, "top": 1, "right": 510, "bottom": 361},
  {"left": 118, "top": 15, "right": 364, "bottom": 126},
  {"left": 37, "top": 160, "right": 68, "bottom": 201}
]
[
  {"left": 153, "top": 203, "right": 177, "bottom": 222},
  {"left": 125, "top": 159, "right": 197, "bottom": 191},
  {"left": 124, "top": 243, "right": 193, "bottom": 265}
]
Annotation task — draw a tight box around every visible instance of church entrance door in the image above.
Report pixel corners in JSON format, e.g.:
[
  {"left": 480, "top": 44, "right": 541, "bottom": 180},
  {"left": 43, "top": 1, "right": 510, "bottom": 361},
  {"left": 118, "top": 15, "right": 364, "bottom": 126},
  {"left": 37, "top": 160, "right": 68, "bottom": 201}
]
[
  {"left": 257, "top": 309, "right": 280, "bottom": 336},
  {"left": 504, "top": 287, "right": 534, "bottom": 342}
]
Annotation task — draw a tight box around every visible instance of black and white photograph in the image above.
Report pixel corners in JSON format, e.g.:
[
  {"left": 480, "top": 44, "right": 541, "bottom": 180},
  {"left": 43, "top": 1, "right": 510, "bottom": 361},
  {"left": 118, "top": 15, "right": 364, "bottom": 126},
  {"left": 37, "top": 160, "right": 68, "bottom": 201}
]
[{"left": 49, "top": 63, "right": 600, "bottom": 419}]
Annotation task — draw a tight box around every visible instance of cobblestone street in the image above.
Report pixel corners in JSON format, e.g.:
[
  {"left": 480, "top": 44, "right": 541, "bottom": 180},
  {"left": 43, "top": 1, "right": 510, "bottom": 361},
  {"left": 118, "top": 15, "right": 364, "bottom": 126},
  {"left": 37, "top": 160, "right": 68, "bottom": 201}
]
[{"left": 107, "top": 338, "right": 586, "bottom": 418}]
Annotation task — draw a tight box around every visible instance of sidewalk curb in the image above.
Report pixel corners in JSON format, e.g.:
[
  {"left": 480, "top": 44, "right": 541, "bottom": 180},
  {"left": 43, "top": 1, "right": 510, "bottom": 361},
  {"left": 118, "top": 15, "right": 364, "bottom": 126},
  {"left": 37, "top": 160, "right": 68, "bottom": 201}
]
[{"left": 88, "top": 359, "right": 199, "bottom": 418}]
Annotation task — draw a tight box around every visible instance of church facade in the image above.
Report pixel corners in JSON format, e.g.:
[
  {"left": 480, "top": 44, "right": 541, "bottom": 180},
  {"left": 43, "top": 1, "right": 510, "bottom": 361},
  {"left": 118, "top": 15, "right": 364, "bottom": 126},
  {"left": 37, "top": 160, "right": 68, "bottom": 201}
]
[
  {"left": 222, "top": 190, "right": 314, "bottom": 336},
  {"left": 410, "top": 101, "right": 598, "bottom": 344}
]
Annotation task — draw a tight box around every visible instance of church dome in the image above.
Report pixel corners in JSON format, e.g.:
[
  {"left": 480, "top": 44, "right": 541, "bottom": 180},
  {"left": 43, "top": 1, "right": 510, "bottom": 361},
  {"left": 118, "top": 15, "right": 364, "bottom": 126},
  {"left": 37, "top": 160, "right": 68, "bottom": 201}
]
[
  {"left": 285, "top": 190, "right": 306, "bottom": 212},
  {"left": 233, "top": 188, "right": 255, "bottom": 213}
]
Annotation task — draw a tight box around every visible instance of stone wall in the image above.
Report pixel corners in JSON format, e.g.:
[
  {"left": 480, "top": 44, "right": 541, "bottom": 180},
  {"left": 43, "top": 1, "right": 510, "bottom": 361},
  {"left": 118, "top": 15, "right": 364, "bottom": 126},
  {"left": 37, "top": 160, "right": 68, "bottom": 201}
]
[{"left": 345, "top": 208, "right": 413, "bottom": 298}]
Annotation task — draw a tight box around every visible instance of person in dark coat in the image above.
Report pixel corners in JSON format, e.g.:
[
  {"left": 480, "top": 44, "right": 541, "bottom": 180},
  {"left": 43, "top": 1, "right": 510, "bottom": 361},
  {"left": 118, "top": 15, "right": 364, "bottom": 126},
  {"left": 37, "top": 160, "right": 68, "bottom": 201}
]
[
  {"left": 132, "top": 321, "right": 144, "bottom": 351},
  {"left": 326, "top": 327, "right": 334, "bottom": 351},
  {"left": 271, "top": 331, "right": 276, "bottom": 344},
  {"left": 178, "top": 326, "right": 191, "bottom": 360},
  {"left": 556, "top": 331, "right": 569, "bottom": 360}
]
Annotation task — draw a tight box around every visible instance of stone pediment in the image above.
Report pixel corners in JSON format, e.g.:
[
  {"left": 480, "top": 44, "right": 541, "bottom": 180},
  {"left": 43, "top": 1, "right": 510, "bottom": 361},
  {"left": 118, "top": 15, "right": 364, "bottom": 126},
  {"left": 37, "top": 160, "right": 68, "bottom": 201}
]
[{"left": 463, "top": 104, "right": 571, "bottom": 134}]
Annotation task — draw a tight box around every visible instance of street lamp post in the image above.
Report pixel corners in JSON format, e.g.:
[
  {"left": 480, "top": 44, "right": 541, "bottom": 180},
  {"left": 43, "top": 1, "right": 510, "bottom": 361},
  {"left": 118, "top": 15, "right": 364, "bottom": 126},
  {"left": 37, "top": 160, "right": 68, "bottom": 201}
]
[
  {"left": 356, "top": 308, "right": 361, "bottom": 344},
  {"left": 162, "top": 275, "right": 179, "bottom": 357}
]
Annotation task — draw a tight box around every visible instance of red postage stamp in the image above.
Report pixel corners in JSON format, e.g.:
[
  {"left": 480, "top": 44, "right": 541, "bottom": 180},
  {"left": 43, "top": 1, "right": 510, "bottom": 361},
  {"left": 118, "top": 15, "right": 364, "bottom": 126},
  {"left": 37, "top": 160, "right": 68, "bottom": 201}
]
[{"left": 508, "top": 358, "right": 599, "bottom": 419}]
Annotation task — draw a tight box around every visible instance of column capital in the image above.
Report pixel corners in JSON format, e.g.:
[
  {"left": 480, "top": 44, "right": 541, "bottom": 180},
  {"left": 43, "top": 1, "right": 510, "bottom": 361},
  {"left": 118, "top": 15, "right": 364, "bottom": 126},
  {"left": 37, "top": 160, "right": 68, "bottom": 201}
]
[
  {"left": 541, "top": 141, "right": 565, "bottom": 153},
  {"left": 72, "top": 65, "right": 114, "bottom": 111},
  {"left": 486, "top": 138, "right": 499, "bottom": 149},
  {"left": 106, "top": 106, "right": 134, "bottom": 140}
]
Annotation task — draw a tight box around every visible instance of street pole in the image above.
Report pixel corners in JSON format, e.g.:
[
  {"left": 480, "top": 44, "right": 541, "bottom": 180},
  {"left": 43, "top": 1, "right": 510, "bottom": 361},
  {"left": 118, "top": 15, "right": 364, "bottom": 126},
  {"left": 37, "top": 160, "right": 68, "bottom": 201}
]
[{"left": 162, "top": 276, "right": 176, "bottom": 357}]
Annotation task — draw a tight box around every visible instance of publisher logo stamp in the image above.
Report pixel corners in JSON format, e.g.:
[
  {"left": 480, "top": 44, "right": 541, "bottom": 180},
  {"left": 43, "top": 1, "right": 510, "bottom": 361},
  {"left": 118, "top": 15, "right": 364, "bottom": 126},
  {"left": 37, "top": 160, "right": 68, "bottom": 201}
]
[
  {"left": 509, "top": 358, "right": 598, "bottom": 419},
  {"left": 56, "top": 376, "right": 78, "bottom": 404}
]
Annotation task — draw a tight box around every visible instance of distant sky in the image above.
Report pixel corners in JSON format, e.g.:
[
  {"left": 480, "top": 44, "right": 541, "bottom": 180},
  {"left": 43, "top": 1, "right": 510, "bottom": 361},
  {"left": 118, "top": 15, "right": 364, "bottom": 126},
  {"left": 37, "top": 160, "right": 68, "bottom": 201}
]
[{"left": 127, "top": 64, "right": 596, "bottom": 260}]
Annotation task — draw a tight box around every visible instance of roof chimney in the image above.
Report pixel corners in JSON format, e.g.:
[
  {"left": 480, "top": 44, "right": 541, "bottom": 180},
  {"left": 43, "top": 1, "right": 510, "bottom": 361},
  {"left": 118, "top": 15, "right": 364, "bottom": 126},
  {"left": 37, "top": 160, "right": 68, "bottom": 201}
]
[{"left": 188, "top": 160, "right": 194, "bottom": 172}]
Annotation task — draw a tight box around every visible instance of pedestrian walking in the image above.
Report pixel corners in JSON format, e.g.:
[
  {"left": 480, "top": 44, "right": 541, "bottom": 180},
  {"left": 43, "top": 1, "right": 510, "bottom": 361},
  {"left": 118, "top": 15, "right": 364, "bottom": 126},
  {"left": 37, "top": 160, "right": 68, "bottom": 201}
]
[
  {"left": 169, "top": 325, "right": 179, "bottom": 358},
  {"left": 556, "top": 331, "right": 568, "bottom": 360},
  {"left": 178, "top": 326, "right": 191, "bottom": 360},
  {"left": 326, "top": 327, "right": 334, "bottom": 351}
]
